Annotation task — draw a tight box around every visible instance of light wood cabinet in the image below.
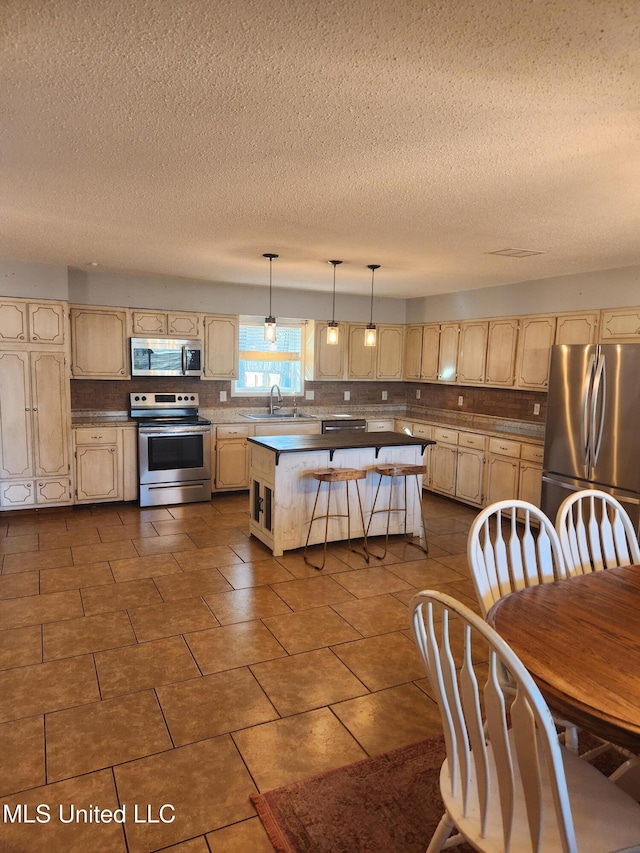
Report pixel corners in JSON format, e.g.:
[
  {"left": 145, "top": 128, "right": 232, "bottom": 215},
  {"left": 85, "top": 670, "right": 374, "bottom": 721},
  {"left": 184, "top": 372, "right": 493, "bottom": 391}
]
[
  {"left": 0, "top": 350, "right": 72, "bottom": 509},
  {"left": 70, "top": 306, "right": 129, "bottom": 379},
  {"left": 485, "top": 318, "right": 519, "bottom": 386},
  {"left": 438, "top": 323, "right": 460, "bottom": 382},
  {"left": 202, "top": 314, "right": 238, "bottom": 379},
  {"left": 367, "top": 419, "right": 395, "bottom": 432},
  {"left": 456, "top": 446, "right": 486, "bottom": 506},
  {"left": 403, "top": 326, "right": 425, "bottom": 380},
  {"left": 312, "top": 321, "right": 347, "bottom": 380},
  {"left": 74, "top": 427, "right": 122, "bottom": 502},
  {"left": 599, "top": 307, "right": 640, "bottom": 342},
  {"left": 214, "top": 425, "right": 250, "bottom": 490},
  {"left": 376, "top": 325, "right": 404, "bottom": 380},
  {"left": 458, "top": 321, "right": 488, "bottom": 385},
  {"left": 403, "top": 324, "right": 440, "bottom": 381},
  {"left": 429, "top": 428, "right": 459, "bottom": 497},
  {"left": 0, "top": 299, "right": 67, "bottom": 346},
  {"left": 131, "top": 310, "right": 201, "bottom": 338},
  {"left": 515, "top": 315, "right": 556, "bottom": 390},
  {"left": 485, "top": 453, "right": 520, "bottom": 505},
  {"left": 555, "top": 311, "right": 599, "bottom": 345},
  {"left": 347, "top": 324, "right": 377, "bottom": 380}
]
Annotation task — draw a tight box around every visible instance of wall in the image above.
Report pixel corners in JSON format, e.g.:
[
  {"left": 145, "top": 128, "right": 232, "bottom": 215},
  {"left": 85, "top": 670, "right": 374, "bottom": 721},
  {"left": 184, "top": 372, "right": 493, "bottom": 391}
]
[
  {"left": 407, "top": 264, "right": 640, "bottom": 323},
  {"left": 67, "top": 267, "right": 407, "bottom": 324},
  {"left": 0, "top": 259, "right": 69, "bottom": 300}
]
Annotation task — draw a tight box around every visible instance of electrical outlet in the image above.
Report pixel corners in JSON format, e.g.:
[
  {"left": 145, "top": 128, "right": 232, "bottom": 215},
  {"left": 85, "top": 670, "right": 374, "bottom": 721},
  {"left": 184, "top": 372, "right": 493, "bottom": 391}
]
[
  {"left": 305, "top": 390, "right": 315, "bottom": 400},
  {"left": 458, "top": 395, "right": 464, "bottom": 406},
  {"left": 344, "top": 390, "right": 351, "bottom": 401},
  {"left": 533, "top": 403, "right": 541, "bottom": 415},
  {"left": 382, "top": 391, "right": 388, "bottom": 401},
  {"left": 219, "top": 390, "right": 227, "bottom": 402},
  {"left": 416, "top": 389, "right": 421, "bottom": 399}
]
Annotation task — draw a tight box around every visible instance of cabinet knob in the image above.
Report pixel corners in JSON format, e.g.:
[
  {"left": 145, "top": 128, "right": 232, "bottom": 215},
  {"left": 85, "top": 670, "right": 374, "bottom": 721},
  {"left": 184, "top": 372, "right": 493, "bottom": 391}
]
[
  {"left": 25, "top": 407, "right": 30, "bottom": 411},
  {"left": 110, "top": 448, "right": 115, "bottom": 453},
  {"left": 33, "top": 335, "right": 38, "bottom": 340},
  {"left": 33, "top": 407, "right": 38, "bottom": 412}
]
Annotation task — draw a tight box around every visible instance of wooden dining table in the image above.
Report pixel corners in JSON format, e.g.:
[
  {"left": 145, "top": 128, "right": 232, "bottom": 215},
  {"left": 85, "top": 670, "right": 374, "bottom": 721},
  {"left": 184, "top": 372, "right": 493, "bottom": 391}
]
[{"left": 487, "top": 563, "right": 640, "bottom": 754}]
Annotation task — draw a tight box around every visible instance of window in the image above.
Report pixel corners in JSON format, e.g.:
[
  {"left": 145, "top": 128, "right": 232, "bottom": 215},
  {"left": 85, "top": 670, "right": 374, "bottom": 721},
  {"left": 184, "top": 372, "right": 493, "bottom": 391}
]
[{"left": 233, "top": 317, "right": 305, "bottom": 396}]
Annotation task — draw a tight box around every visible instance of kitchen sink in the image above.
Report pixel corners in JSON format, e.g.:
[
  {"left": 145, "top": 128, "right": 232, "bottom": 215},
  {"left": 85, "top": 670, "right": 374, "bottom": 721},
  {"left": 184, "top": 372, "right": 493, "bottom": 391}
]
[{"left": 242, "top": 413, "right": 317, "bottom": 420}]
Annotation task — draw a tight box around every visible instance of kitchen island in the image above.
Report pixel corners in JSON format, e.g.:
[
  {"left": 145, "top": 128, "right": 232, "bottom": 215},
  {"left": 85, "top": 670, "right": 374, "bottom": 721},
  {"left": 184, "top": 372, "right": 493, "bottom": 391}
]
[{"left": 247, "top": 431, "right": 432, "bottom": 556}]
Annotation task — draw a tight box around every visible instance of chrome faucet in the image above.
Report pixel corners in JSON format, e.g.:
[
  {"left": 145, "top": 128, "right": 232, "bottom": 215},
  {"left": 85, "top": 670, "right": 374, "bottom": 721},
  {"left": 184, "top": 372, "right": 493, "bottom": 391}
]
[{"left": 269, "top": 384, "right": 283, "bottom": 414}]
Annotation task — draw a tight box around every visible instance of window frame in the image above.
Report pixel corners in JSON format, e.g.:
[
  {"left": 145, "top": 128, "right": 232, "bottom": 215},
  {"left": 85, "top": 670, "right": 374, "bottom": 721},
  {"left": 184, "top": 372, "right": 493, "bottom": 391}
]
[{"left": 232, "top": 316, "right": 307, "bottom": 398}]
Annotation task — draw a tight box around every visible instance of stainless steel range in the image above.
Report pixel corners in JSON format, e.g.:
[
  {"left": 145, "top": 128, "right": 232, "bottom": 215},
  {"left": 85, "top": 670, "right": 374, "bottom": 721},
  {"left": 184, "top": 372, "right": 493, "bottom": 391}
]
[{"left": 130, "top": 392, "right": 212, "bottom": 507}]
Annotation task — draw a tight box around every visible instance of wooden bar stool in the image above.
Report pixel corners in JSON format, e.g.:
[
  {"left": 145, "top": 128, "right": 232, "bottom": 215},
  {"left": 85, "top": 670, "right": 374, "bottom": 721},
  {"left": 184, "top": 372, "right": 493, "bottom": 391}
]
[
  {"left": 366, "top": 464, "right": 428, "bottom": 559},
  {"left": 304, "top": 468, "right": 370, "bottom": 570}
]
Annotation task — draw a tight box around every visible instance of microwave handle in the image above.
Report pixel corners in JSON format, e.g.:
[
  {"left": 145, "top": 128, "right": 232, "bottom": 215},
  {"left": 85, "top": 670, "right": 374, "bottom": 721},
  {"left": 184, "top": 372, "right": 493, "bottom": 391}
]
[{"left": 181, "top": 345, "right": 187, "bottom": 375}]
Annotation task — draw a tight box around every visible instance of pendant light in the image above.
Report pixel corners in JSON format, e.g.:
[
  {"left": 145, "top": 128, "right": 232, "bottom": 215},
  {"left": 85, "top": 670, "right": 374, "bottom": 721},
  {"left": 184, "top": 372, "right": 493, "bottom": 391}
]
[
  {"left": 364, "top": 263, "right": 380, "bottom": 347},
  {"left": 263, "top": 252, "right": 278, "bottom": 342},
  {"left": 326, "top": 260, "right": 342, "bottom": 345}
]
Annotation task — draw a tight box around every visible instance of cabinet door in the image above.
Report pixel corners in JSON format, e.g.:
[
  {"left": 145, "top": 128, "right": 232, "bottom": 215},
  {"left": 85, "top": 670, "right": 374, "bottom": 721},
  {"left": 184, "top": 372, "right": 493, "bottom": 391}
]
[
  {"left": 456, "top": 447, "right": 485, "bottom": 506},
  {"left": 485, "top": 455, "right": 520, "bottom": 505},
  {"left": 347, "top": 325, "right": 376, "bottom": 380},
  {"left": 376, "top": 325, "right": 404, "bottom": 380},
  {"left": 30, "top": 352, "right": 70, "bottom": 478},
  {"left": 515, "top": 315, "right": 556, "bottom": 390},
  {"left": 132, "top": 311, "right": 166, "bottom": 335},
  {"left": 203, "top": 315, "right": 239, "bottom": 379},
  {"left": 168, "top": 312, "right": 200, "bottom": 337},
  {"left": 555, "top": 312, "right": 599, "bottom": 345},
  {"left": 458, "top": 321, "right": 488, "bottom": 385},
  {"left": 403, "top": 325, "right": 424, "bottom": 380},
  {"left": 0, "top": 301, "right": 28, "bottom": 343},
  {"left": 314, "top": 322, "right": 347, "bottom": 380},
  {"left": 0, "top": 351, "right": 33, "bottom": 478},
  {"left": 599, "top": 308, "right": 640, "bottom": 342},
  {"left": 421, "top": 324, "right": 440, "bottom": 381},
  {"left": 71, "top": 307, "right": 129, "bottom": 378},
  {"left": 76, "top": 445, "right": 121, "bottom": 501},
  {"left": 429, "top": 443, "right": 457, "bottom": 496},
  {"left": 28, "top": 303, "right": 66, "bottom": 345},
  {"left": 485, "top": 318, "right": 518, "bottom": 386},
  {"left": 216, "top": 439, "right": 250, "bottom": 489},
  {"left": 438, "top": 323, "right": 460, "bottom": 382},
  {"left": 519, "top": 461, "right": 542, "bottom": 508}
]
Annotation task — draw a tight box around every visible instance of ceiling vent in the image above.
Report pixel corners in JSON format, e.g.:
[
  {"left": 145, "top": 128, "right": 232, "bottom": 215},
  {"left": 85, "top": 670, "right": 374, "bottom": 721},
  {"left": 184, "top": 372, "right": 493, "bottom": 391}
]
[{"left": 487, "top": 248, "right": 545, "bottom": 258}]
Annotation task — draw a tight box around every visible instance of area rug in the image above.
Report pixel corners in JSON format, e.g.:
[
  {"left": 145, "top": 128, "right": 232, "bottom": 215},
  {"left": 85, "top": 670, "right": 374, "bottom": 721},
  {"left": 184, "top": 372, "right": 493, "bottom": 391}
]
[
  {"left": 251, "top": 735, "right": 472, "bottom": 853},
  {"left": 251, "top": 734, "right": 626, "bottom": 853}
]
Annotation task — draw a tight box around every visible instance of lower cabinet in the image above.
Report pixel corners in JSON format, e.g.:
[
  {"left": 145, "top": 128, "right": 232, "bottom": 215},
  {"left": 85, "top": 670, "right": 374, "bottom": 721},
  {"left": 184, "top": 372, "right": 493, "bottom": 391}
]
[
  {"left": 73, "top": 425, "right": 138, "bottom": 504},
  {"left": 429, "top": 428, "right": 486, "bottom": 508},
  {"left": 75, "top": 428, "right": 122, "bottom": 502},
  {"left": 214, "top": 426, "right": 250, "bottom": 491},
  {"left": 485, "top": 437, "right": 544, "bottom": 509}
]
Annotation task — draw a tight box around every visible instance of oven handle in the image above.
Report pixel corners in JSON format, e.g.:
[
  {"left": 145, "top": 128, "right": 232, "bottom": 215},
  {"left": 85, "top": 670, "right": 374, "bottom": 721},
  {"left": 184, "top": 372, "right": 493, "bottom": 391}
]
[{"left": 139, "top": 426, "right": 212, "bottom": 437}]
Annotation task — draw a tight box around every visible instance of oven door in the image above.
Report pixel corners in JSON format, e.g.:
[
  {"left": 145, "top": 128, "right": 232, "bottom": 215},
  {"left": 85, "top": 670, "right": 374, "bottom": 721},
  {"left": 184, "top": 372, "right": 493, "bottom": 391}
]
[{"left": 138, "top": 424, "right": 212, "bottom": 485}]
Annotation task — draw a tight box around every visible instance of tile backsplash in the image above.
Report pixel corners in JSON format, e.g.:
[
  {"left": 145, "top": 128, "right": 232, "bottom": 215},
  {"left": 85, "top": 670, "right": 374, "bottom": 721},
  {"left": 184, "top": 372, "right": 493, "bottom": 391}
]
[{"left": 71, "top": 379, "right": 546, "bottom": 423}]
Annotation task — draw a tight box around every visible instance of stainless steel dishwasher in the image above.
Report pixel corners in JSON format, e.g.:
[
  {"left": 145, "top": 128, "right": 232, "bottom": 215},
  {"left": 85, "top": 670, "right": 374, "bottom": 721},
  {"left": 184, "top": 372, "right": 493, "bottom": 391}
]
[{"left": 321, "top": 418, "right": 367, "bottom": 434}]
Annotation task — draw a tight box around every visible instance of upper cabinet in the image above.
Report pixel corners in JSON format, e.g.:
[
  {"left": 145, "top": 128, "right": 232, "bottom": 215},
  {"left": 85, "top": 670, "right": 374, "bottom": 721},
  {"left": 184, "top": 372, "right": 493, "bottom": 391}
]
[
  {"left": 347, "top": 324, "right": 376, "bottom": 380},
  {"left": 437, "top": 323, "right": 460, "bottom": 382},
  {"left": 599, "top": 308, "right": 640, "bottom": 342},
  {"left": 132, "top": 310, "right": 201, "bottom": 338},
  {"left": 202, "top": 314, "right": 238, "bottom": 379},
  {"left": 376, "top": 325, "right": 405, "bottom": 380},
  {"left": 311, "top": 321, "right": 348, "bottom": 381},
  {"left": 555, "top": 311, "right": 599, "bottom": 345},
  {"left": 0, "top": 299, "right": 67, "bottom": 347},
  {"left": 515, "top": 315, "right": 556, "bottom": 390},
  {"left": 402, "top": 323, "right": 448, "bottom": 382},
  {"left": 485, "top": 318, "right": 519, "bottom": 386},
  {"left": 70, "top": 306, "right": 130, "bottom": 379},
  {"left": 457, "top": 320, "right": 488, "bottom": 385}
]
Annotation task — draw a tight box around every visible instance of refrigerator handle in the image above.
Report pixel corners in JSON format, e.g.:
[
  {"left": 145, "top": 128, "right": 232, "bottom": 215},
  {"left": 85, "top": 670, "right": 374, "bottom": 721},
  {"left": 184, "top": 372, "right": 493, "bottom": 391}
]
[
  {"left": 591, "top": 352, "right": 606, "bottom": 467},
  {"left": 582, "top": 353, "right": 596, "bottom": 473}
]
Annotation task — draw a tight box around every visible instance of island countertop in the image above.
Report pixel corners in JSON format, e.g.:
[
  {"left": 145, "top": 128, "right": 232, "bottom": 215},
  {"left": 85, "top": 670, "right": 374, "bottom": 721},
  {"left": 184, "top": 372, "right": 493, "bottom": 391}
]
[{"left": 248, "top": 430, "right": 434, "bottom": 463}]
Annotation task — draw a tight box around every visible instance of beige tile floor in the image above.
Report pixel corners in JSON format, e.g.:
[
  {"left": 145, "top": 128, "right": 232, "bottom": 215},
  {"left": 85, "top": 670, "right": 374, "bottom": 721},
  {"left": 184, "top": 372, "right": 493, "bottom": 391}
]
[{"left": 0, "top": 490, "right": 480, "bottom": 852}]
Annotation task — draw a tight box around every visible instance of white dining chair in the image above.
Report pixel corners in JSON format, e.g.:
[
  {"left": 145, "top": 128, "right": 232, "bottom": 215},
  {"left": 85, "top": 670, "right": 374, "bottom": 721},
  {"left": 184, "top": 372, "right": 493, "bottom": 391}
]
[
  {"left": 466, "top": 499, "right": 583, "bottom": 752},
  {"left": 411, "top": 590, "right": 640, "bottom": 853},
  {"left": 556, "top": 489, "right": 640, "bottom": 575},
  {"left": 467, "top": 499, "right": 567, "bottom": 619}
]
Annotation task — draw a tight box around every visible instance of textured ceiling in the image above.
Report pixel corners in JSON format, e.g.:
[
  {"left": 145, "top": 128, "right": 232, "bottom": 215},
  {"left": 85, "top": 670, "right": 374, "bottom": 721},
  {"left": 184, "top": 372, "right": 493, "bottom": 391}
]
[{"left": 1, "top": 0, "right": 639, "bottom": 298}]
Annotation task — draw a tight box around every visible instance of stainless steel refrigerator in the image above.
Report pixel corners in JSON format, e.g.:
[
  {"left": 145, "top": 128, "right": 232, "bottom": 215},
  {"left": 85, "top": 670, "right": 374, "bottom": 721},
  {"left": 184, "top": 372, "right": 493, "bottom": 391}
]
[{"left": 541, "top": 343, "right": 640, "bottom": 534}]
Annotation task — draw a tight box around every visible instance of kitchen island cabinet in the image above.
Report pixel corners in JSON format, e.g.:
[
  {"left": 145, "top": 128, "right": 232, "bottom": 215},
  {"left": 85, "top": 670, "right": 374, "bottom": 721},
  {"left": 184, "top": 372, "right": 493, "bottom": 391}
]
[{"left": 248, "top": 432, "right": 431, "bottom": 556}]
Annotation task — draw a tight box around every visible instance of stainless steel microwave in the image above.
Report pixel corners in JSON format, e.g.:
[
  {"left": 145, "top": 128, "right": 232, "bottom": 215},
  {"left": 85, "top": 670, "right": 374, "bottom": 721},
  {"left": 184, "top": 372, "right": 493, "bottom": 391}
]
[{"left": 130, "top": 337, "right": 203, "bottom": 377}]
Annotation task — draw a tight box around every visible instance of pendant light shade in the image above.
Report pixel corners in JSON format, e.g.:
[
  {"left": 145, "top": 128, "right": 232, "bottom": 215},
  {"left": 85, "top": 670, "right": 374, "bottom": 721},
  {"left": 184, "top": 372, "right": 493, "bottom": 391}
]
[
  {"left": 263, "top": 252, "right": 278, "bottom": 342},
  {"left": 364, "top": 264, "right": 380, "bottom": 347},
  {"left": 326, "top": 259, "right": 342, "bottom": 345}
]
